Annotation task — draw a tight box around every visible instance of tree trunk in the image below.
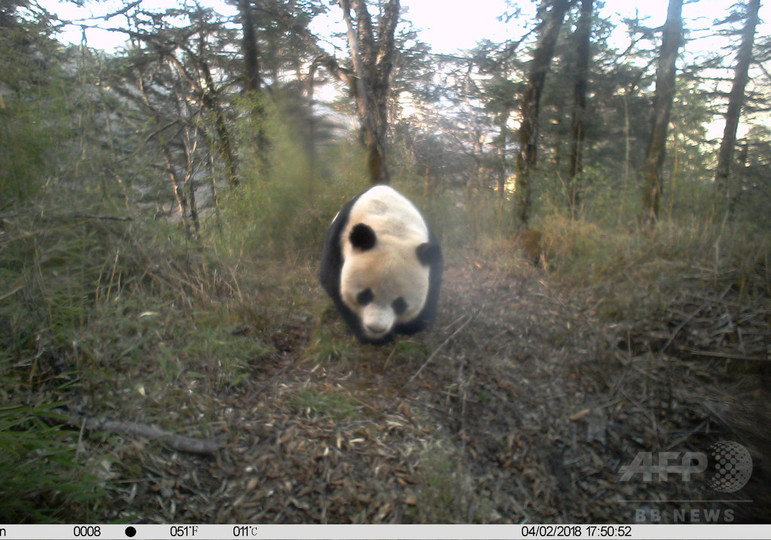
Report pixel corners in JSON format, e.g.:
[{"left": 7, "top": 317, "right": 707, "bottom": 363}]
[
  {"left": 200, "top": 58, "right": 239, "bottom": 190},
  {"left": 731, "top": 141, "right": 748, "bottom": 213},
  {"left": 340, "top": 0, "right": 400, "bottom": 185},
  {"left": 238, "top": 0, "right": 261, "bottom": 93},
  {"left": 642, "top": 0, "right": 683, "bottom": 223},
  {"left": 568, "top": 0, "right": 593, "bottom": 216},
  {"left": 207, "top": 150, "right": 222, "bottom": 231},
  {"left": 623, "top": 90, "right": 631, "bottom": 185},
  {"left": 514, "top": 0, "right": 571, "bottom": 227},
  {"left": 161, "top": 144, "right": 192, "bottom": 239},
  {"left": 184, "top": 127, "right": 200, "bottom": 238},
  {"left": 237, "top": 0, "right": 268, "bottom": 166},
  {"left": 306, "top": 61, "right": 319, "bottom": 189},
  {"left": 497, "top": 126, "right": 507, "bottom": 200},
  {"left": 714, "top": 0, "right": 761, "bottom": 217}
]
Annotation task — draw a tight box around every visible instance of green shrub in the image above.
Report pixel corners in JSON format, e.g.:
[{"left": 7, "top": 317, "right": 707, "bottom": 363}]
[
  {"left": 217, "top": 94, "right": 369, "bottom": 259},
  {"left": 0, "top": 404, "right": 105, "bottom": 522}
]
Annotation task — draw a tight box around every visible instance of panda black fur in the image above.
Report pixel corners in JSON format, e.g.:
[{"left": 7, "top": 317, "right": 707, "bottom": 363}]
[{"left": 320, "top": 185, "right": 443, "bottom": 344}]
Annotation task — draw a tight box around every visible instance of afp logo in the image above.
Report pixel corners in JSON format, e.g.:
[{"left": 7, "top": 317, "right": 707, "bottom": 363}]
[
  {"left": 618, "top": 440, "right": 753, "bottom": 493},
  {"left": 706, "top": 441, "right": 753, "bottom": 493}
]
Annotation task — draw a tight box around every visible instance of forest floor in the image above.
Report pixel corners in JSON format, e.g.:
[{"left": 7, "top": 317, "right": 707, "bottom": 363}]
[{"left": 80, "top": 250, "right": 770, "bottom": 524}]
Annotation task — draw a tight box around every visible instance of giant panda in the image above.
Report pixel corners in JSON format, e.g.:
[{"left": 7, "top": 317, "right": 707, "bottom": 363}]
[{"left": 320, "top": 185, "right": 443, "bottom": 344}]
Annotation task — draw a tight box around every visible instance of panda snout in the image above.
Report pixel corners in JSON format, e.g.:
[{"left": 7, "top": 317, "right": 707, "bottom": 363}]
[
  {"left": 365, "top": 322, "right": 390, "bottom": 336},
  {"left": 362, "top": 309, "right": 394, "bottom": 337}
]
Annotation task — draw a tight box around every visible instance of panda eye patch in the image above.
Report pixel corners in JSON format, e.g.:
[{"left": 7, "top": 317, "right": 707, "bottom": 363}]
[
  {"left": 392, "top": 297, "right": 408, "bottom": 315},
  {"left": 356, "top": 288, "right": 374, "bottom": 306}
]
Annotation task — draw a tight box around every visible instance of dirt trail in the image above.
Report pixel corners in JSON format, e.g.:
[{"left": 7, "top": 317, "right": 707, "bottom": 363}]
[{"left": 110, "top": 258, "right": 770, "bottom": 523}]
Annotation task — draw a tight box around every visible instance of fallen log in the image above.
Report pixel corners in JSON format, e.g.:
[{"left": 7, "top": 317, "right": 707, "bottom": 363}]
[{"left": 53, "top": 409, "right": 225, "bottom": 455}]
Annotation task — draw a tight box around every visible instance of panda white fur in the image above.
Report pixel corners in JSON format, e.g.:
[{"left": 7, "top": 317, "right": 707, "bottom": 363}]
[{"left": 320, "top": 185, "right": 443, "bottom": 344}]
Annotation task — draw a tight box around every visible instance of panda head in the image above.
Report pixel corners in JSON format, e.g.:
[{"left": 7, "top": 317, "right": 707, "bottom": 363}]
[{"left": 340, "top": 223, "right": 441, "bottom": 342}]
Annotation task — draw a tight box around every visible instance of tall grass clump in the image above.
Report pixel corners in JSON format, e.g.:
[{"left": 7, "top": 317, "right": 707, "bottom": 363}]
[
  {"left": 0, "top": 200, "right": 269, "bottom": 519},
  {"left": 531, "top": 171, "right": 770, "bottom": 322},
  {"left": 0, "top": 404, "right": 105, "bottom": 522},
  {"left": 217, "top": 93, "right": 369, "bottom": 261}
]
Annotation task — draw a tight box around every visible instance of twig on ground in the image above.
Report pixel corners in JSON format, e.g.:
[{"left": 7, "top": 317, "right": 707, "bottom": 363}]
[
  {"left": 404, "top": 310, "right": 478, "bottom": 388},
  {"left": 53, "top": 409, "right": 225, "bottom": 455},
  {"left": 70, "top": 213, "right": 133, "bottom": 222}
]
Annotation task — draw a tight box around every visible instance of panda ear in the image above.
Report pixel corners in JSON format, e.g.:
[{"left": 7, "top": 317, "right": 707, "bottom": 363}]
[
  {"left": 416, "top": 242, "right": 441, "bottom": 266},
  {"left": 350, "top": 223, "right": 377, "bottom": 251}
]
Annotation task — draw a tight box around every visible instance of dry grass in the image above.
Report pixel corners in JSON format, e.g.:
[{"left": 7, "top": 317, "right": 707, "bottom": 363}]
[{"left": 2, "top": 203, "right": 769, "bottom": 523}]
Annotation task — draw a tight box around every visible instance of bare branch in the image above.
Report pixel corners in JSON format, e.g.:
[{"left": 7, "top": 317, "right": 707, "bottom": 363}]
[{"left": 53, "top": 409, "right": 225, "bottom": 455}]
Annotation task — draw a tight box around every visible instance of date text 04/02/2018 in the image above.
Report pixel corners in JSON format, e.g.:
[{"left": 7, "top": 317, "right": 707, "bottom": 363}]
[{"left": 520, "top": 525, "right": 633, "bottom": 537}]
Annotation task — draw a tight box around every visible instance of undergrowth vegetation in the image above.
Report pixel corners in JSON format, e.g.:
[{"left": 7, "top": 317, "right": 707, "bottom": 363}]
[
  {"left": 3, "top": 0, "right": 770, "bottom": 521},
  {"left": 220, "top": 97, "right": 370, "bottom": 259},
  {"left": 2, "top": 90, "right": 769, "bottom": 520},
  {"left": 532, "top": 194, "right": 769, "bottom": 325}
]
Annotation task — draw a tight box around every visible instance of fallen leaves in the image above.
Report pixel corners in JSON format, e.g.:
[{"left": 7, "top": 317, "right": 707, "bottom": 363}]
[{"left": 86, "top": 256, "right": 769, "bottom": 523}]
